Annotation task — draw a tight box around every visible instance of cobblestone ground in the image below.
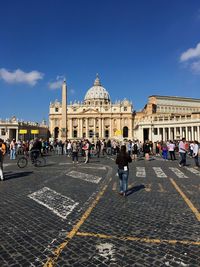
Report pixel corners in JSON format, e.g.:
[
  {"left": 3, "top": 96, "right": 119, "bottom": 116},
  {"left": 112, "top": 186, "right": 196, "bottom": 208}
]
[{"left": 0, "top": 153, "right": 199, "bottom": 266}]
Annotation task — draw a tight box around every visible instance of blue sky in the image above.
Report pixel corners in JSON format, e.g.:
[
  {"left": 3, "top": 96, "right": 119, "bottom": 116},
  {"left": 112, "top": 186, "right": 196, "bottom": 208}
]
[{"left": 0, "top": 0, "right": 200, "bottom": 122}]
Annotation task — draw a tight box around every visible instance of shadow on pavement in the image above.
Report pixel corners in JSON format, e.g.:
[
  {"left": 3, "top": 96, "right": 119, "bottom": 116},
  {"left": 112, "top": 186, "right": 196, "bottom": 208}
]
[
  {"left": 126, "top": 184, "right": 145, "bottom": 196},
  {"left": 4, "top": 171, "right": 33, "bottom": 180}
]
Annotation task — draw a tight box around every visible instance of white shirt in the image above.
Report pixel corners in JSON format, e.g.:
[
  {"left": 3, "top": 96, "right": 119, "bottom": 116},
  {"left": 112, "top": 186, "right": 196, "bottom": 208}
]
[
  {"left": 193, "top": 144, "right": 199, "bottom": 157},
  {"left": 168, "top": 143, "right": 175, "bottom": 151}
]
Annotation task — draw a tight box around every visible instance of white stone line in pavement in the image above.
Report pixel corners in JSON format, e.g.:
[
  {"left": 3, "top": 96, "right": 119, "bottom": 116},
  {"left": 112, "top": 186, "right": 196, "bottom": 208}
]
[
  {"left": 28, "top": 187, "right": 79, "bottom": 219},
  {"left": 152, "top": 167, "right": 167, "bottom": 178},
  {"left": 136, "top": 167, "right": 146, "bottom": 177},
  {"left": 184, "top": 167, "right": 200, "bottom": 176},
  {"left": 169, "top": 167, "right": 188, "bottom": 178},
  {"left": 80, "top": 166, "right": 106, "bottom": 170},
  {"left": 3, "top": 163, "right": 13, "bottom": 167},
  {"left": 67, "top": 170, "right": 102, "bottom": 184},
  {"left": 96, "top": 243, "right": 116, "bottom": 262}
]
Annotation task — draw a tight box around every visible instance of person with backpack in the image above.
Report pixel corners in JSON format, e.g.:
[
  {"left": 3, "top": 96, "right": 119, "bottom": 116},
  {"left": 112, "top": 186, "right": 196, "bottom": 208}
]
[
  {"left": 132, "top": 141, "right": 138, "bottom": 160},
  {"left": 116, "top": 145, "right": 132, "bottom": 196},
  {"left": 71, "top": 141, "right": 79, "bottom": 164}
]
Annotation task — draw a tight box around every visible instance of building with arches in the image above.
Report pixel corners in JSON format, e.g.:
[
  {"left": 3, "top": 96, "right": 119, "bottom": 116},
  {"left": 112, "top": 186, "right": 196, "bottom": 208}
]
[
  {"left": 49, "top": 75, "right": 133, "bottom": 140},
  {"left": 49, "top": 76, "right": 200, "bottom": 142}
]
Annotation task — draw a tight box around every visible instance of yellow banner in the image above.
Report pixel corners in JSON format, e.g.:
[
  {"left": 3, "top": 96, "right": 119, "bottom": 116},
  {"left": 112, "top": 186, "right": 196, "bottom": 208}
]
[
  {"left": 19, "top": 129, "right": 27, "bottom": 134},
  {"left": 31, "top": 130, "right": 39, "bottom": 134},
  {"left": 115, "top": 130, "right": 122, "bottom": 136}
]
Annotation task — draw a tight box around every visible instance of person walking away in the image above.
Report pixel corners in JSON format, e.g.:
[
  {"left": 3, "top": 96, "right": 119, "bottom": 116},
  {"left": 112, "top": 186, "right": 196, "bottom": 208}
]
[
  {"left": 0, "top": 139, "right": 6, "bottom": 181},
  {"left": 72, "top": 141, "right": 79, "bottom": 163},
  {"left": 132, "top": 141, "right": 138, "bottom": 160},
  {"left": 179, "top": 138, "right": 187, "bottom": 167},
  {"left": 10, "top": 139, "right": 16, "bottom": 160},
  {"left": 168, "top": 141, "right": 176, "bottom": 160},
  {"left": 96, "top": 139, "right": 101, "bottom": 158},
  {"left": 127, "top": 140, "right": 132, "bottom": 157},
  {"left": 155, "top": 142, "right": 160, "bottom": 156},
  {"left": 143, "top": 140, "right": 151, "bottom": 160},
  {"left": 161, "top": 143, "right": 168, "bottom": 160},
  {"left": 106, "top": 140, "right": 112, "bottom": 155},
  {"left": 83, "top": 140, "right": 89, "bottom": 163},
  {"left": 189, "top": 142, "right": 194, "bottom": 158},
  {"left": 192, "top": 141, "right": 199, "bottom": 169},
  {"left": 67, "top": 141, "right": 72, "bottom": 157},
  {"left": 102, "top": 140, "right": 107, "bottom": 156},
  {"left": 116, "top": 145, "right": 132, "bottom": 196}
]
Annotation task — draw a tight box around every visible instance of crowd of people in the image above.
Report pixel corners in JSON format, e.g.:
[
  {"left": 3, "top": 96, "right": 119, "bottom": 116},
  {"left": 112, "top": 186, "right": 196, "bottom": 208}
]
[{"left": 0, "top": 137, "right": 199, "bottom": 185}]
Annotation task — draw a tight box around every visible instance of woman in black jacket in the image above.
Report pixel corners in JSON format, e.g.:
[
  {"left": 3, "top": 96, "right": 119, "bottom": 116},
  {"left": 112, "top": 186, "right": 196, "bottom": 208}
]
[{"left": 116, "top": 145, "right": 132, "bottom": 196}]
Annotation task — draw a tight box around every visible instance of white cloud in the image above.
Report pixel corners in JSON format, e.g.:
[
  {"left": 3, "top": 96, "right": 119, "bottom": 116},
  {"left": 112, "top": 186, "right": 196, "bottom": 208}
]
[
  {"left": 48, "top": 80, "right": 63, "bottom": 90},
  {"left": 191, "top": 60, "right": 200, "bottom": 74},
  {"left": 0, "top": 68, "right": 43, "bottom": 86},
  {"left": 180, "top": 42, "right": 200, "bottom": 62},
  {"left": 70, "top": 88, "right": 75, "bottom": 94}
]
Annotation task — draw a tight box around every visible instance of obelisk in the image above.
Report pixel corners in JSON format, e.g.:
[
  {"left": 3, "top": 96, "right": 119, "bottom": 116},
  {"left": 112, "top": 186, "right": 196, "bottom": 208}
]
[{"left": 61, "top": 80, "right": 67, "bottom": 140}]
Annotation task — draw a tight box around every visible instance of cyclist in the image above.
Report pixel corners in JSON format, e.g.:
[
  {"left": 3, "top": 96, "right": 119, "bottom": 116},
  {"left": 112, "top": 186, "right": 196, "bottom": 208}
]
[{"left": 30, "top": 138, "right": 42, "bottom": 163}]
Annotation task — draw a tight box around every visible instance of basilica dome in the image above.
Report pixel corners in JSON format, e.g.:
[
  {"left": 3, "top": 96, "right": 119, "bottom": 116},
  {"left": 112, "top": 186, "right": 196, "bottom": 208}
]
[{"left": 84, "top": 75, "right": 110, "bottom": 103}]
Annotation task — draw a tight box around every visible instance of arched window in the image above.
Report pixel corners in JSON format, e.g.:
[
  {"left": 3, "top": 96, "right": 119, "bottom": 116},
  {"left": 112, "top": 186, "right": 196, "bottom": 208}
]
[
  {"left": 123, "top": 126, "right": 128, "bottom": 138},
  {"left": 73, "top": 130, "right": 77, "bottom": 138}
]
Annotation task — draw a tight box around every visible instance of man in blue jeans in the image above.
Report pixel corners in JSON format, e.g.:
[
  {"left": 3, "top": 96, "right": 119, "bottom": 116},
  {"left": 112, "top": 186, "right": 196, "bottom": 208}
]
[
  {"left": 178, "top": 138, "right": 187, "bottom": 167},
  {"left": 116, "top": 145, "right": 132, "bottom": 196}
]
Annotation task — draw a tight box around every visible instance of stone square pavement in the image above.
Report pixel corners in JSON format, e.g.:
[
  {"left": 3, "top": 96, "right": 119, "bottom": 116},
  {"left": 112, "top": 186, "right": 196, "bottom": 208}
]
[{"left": 0, "top": 153, "right": 199, "bottom": 266}]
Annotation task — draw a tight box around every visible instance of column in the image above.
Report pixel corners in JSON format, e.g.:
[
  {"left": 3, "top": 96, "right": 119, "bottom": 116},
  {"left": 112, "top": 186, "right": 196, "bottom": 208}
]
[
  {"left": 185, "top": 126, "right": 188, "bottom": 140},
  {"left": 77, "top": 119, "right": 80, "bottom": 138},
  {"left": 94, "top": 118, "right": 96, "bottom": 138},
  {"left": 110, "top": 118, "right": 112, "bottom": 138},
  {"left": 16, "top": 128, "right": 19, "bottom": 140},
  {"left": 69, "top": 119, "right": 73, "bottom": 139},
  {"left": 168, "top": 127, "right": 171, "bottom": 141},
  {"left": 80, "top": 119, "right": 83, "bottom": 139},
  {"left": 163, "top": 128, "right": 166, "bottom": 141},
  {"left": 99, "top": 118, "right": 102, "bottom": 138},
  {"left": 180, "top": 127, "right": 182, "bottom": 139},
  {"left": 101, "top": 118, "right": 104, "bottom": 138},
  {"left": 191, "top": 126, "right": 194, "bottom": 141},
  {"left": 86, "top": 118, "right": 88, "bottom": 138},
  {"left": 129, "top": 118, "right": 133, "bottom": 139},
  {"left": 197, "top": 126, "right": 200, "bottom": 142}
]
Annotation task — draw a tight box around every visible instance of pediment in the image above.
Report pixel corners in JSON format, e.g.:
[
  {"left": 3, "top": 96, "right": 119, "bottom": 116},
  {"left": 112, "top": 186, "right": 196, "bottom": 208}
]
[{"left": 80, "top": 108, "right": 100, "bottom": 114}]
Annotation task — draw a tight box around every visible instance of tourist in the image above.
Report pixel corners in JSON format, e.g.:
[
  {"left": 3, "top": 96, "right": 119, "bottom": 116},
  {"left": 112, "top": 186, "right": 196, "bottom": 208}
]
[
  {"left": 132, "top": 141, "right": 138, "bottom": 160},
  {"left": 71, "top": 141, "right": 79, "bottom": 164},
  {"left": 95, "top": 139, "right": 101, "bottom": 158},
  {"left": 178, "top": 138, "right": 187, "bottom": 167},
  {"left": 168, "top": 140, "right": 176, "bottom": 160},
  {"left": 143, "top": 140, "right": 151, "bottom": 160},
  {"left": 10, "top": 139, "right": 16, "bottom": 160},
  {"left": 192, "top": 141, "right": 199, "bottom": 168},
  {"left": 0, "top": 139, "right": 6, "bottom": 181},
  {"left": 161, "top": 143, "right": 168, "bottom": 160},
  {"left": 83, "top": 140, "right": 90, "bottom": 163},
  {"left": 116, "top": 145, "right": 132, "bottom": 196},
  {"left": 127, "top": 140, "right": 132, "bottom": 157}
]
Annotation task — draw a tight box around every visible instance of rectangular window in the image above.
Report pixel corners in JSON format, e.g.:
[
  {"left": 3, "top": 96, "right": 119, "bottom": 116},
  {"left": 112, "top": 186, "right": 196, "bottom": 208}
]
[
  {"left": 55, "top": 107, "right": 59, "bottom": 112},
  {"left": 1, "top": 128, "right": 6, "bottom": 135}
]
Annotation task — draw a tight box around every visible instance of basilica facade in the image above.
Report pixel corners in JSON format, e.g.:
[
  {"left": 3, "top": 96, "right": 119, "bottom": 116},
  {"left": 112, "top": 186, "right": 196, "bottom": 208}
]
[{"left": 49, "top": 76, "right": 200, "bottom": 142}]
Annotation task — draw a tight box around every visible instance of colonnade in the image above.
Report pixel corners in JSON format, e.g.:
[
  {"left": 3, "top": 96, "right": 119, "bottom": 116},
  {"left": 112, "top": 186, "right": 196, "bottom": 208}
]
[{"left": 149, "top": 125, "right": 200, "bottom": 142}]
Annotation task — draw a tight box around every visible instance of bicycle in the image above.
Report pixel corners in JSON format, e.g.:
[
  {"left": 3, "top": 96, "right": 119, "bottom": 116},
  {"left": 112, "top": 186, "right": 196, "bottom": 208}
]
[{"left": 17, "top": 150, "right": 46, "bottom": 168}]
